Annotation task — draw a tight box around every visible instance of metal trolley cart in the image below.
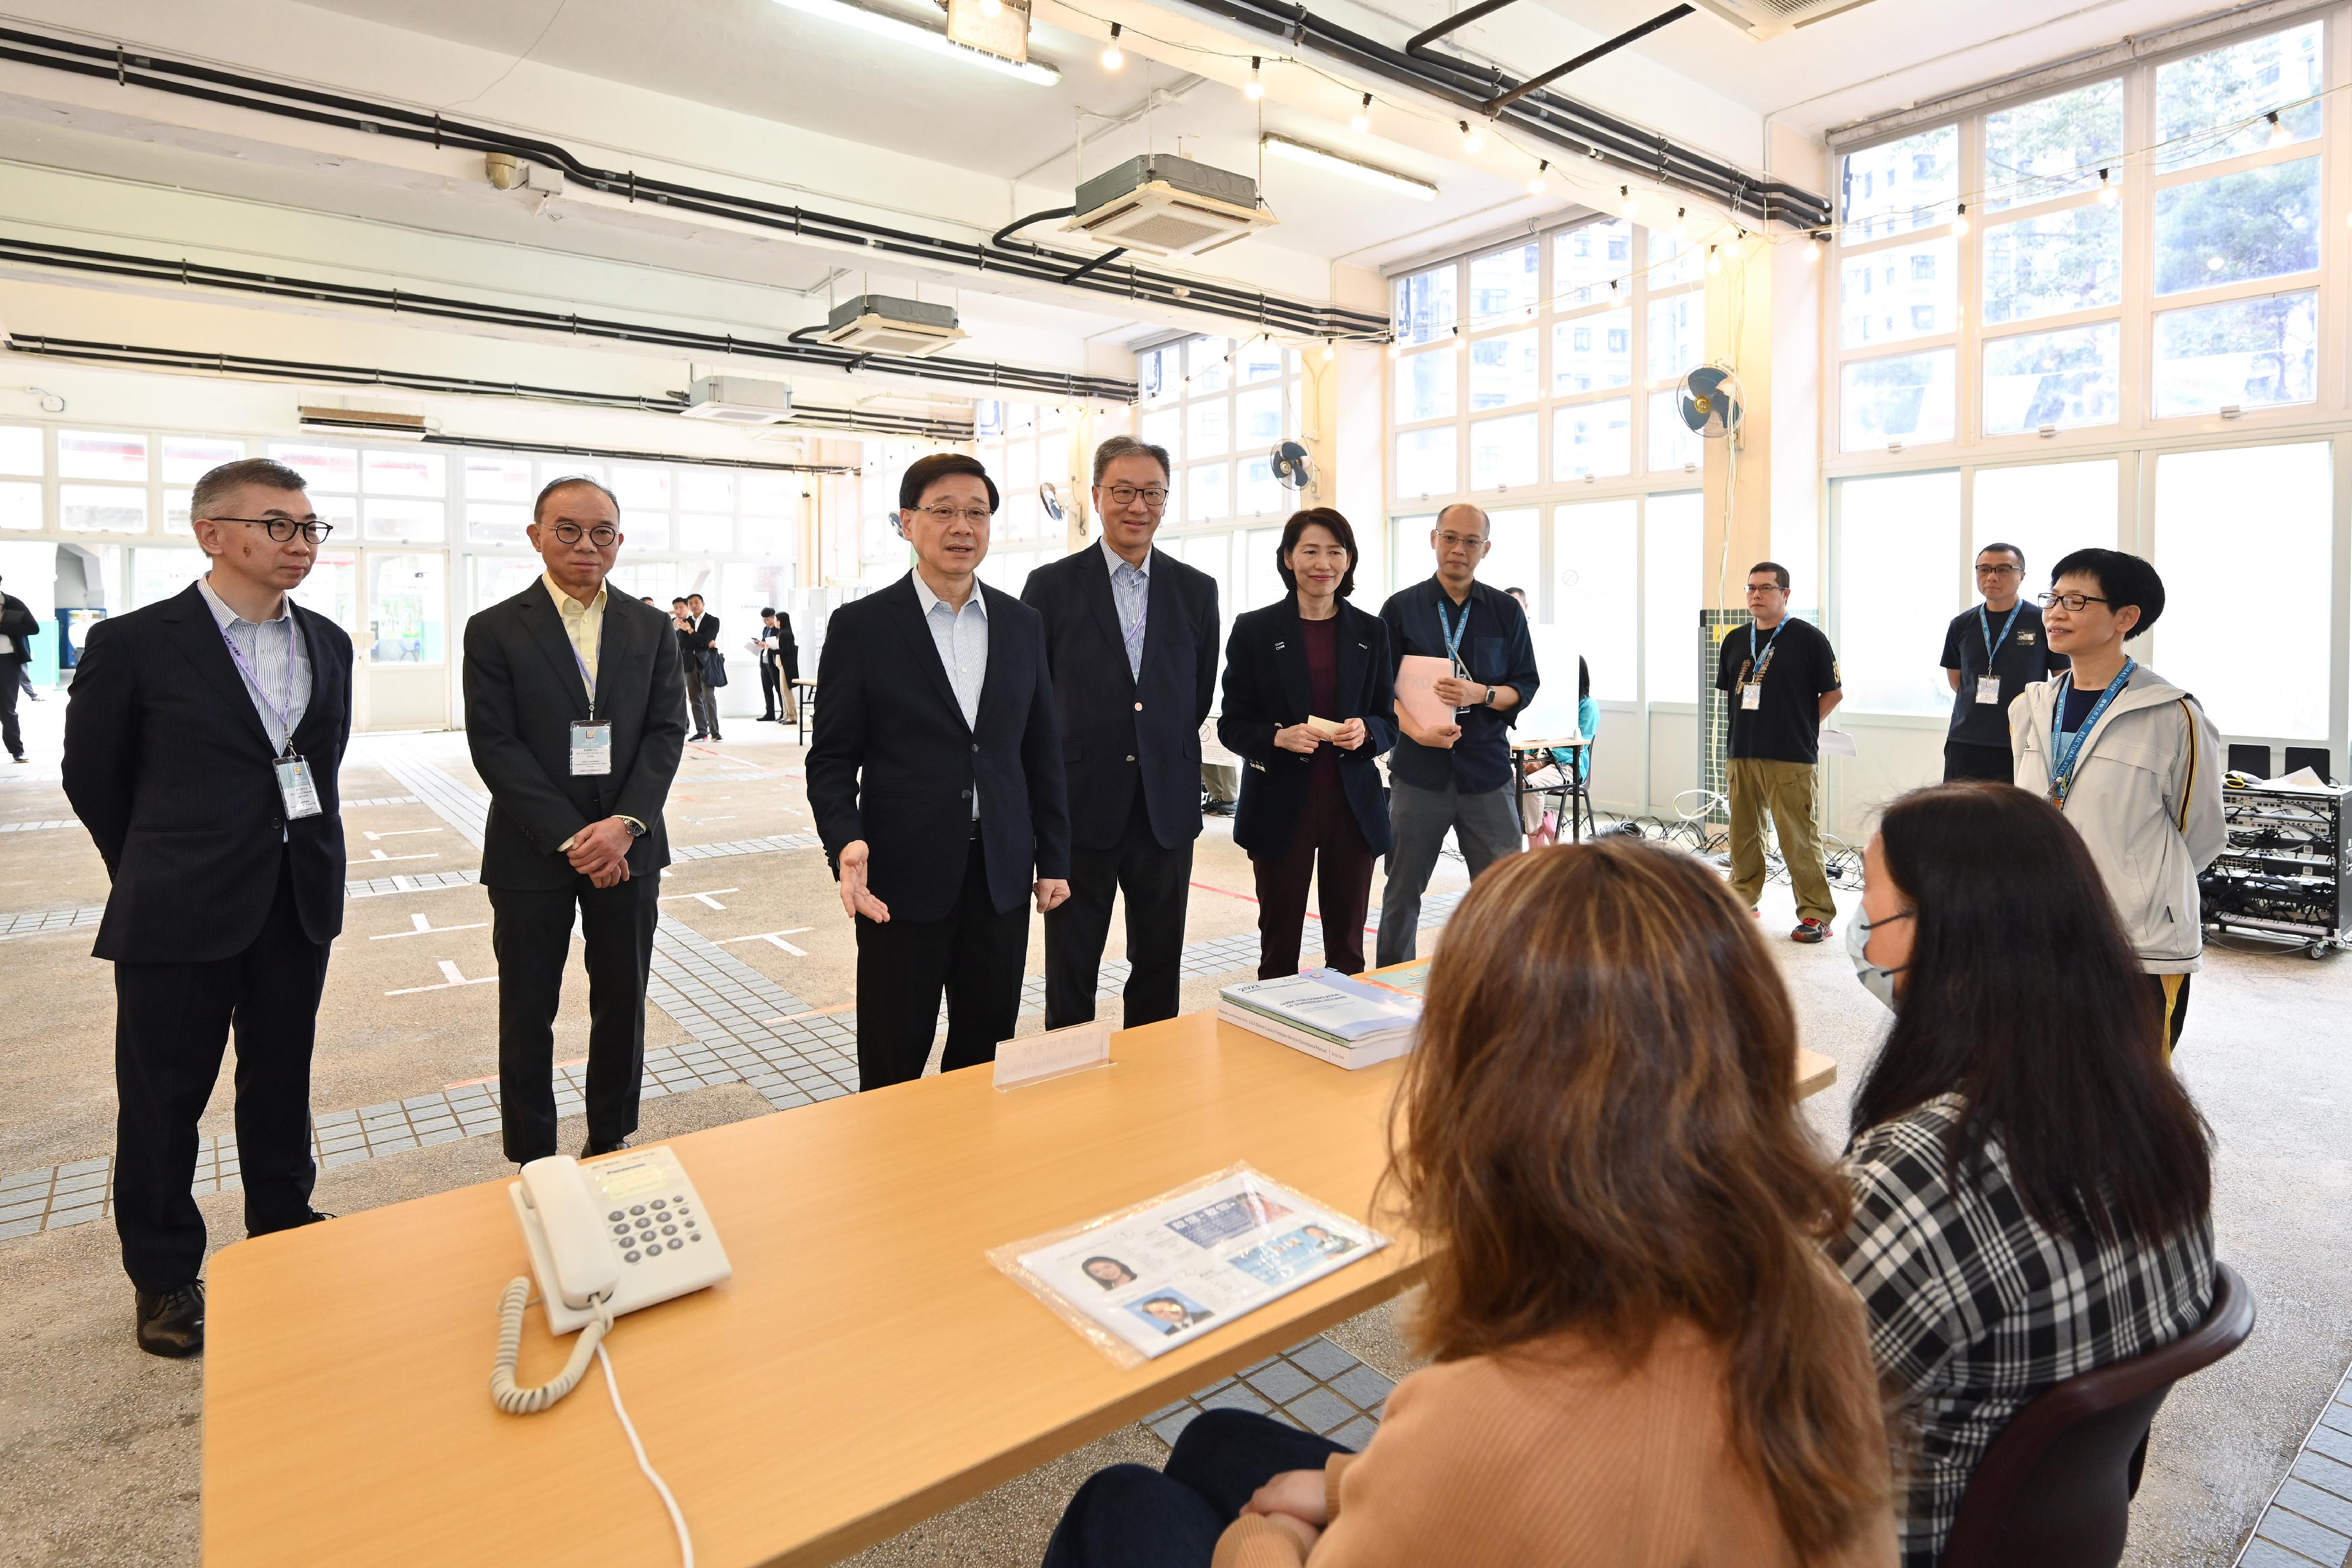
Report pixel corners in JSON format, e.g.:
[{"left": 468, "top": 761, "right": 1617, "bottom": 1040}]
[{"left": 2200, "top": 783, "right": 2352, "bottom": 959}]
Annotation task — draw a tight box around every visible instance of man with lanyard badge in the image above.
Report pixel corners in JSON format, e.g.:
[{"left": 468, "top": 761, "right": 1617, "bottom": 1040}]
[
  {"left": 1939, "top": 543, "right": 2064, "bottom": 782},
  {"left": 1374, "top": 503, "right": 1541, "bottom": 968},
  {"left": 2010, "top": 549, "right": 2221, "bottom": 1058},
  {"left": 1713, "top": 562, "right": 1842, "bottom": 943}
]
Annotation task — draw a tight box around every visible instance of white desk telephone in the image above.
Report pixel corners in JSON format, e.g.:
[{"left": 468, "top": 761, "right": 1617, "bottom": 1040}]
[{"left": 489, "top": 1145, "right": 731, "bottom": 1415}]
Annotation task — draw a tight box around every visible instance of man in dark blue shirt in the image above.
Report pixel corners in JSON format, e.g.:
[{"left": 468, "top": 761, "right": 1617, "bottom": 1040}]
[
  {"left": 1938, "top": 543, "right": 2062, "bottom": 781},
  {"left": 1374, "top": 504, "right": 1541, "bottom": 966}
]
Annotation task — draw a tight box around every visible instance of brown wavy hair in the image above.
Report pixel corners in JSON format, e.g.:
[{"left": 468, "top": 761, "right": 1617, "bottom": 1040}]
[{"left": 1385, "top": 837, "right": 1886, "bottom": 1558}]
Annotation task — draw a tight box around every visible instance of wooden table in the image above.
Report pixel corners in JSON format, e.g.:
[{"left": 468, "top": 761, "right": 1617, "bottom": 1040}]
[{"left": 203, "top": 1014, "right": 1836, "bottom": 1567}]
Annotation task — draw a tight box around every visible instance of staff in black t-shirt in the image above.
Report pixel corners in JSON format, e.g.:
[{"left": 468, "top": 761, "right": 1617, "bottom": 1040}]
[
  {"left": 1712, "top": 561, "right": 1842, "bottom": 944},
  {"left": 1937, "top": 543, "right": 2063, "bottom": 782}
]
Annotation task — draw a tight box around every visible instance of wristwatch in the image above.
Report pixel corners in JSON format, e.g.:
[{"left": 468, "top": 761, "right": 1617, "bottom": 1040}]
[
  {"left": 1481, "top": 685, "right": 1497, "bottom": 707},
  {"left": 621, "top": 817, "right": 649, "bottom": 838}
]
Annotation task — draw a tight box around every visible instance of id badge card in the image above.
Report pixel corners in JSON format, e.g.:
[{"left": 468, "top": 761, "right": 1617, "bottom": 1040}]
[
  {"left": 274, "top": 754, "right": 323, "bottom": 820},
  {"left": 569, "top": 721, "right": 613, "bottom": 776},
  {"left": 1975, "top": 676, "right": 2002, "bottom": 706},
  {"left": 1740, "top": 683, "right": 1762, "bottom": 711},
  {"left": 1451, "top": 656, "right": 1473, "bottom": 714}
]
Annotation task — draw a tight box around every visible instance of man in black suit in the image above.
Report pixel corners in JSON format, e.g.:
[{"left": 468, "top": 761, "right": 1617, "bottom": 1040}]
[
  {"left": 0, "top": 571, "right": 37, "bottom": 762},
  {"left": 1021, "top": 436, "right": 1218, "bottom": 1031},
  {"left": 62, "top": 458, "right": 353, "bottom": 1357},
  {"left": 679, "top": 591, "right": 722, "bottom": 740},
  {"left": 808, "top": 452, "right": 1071, "bottom": 1090},
  {"left": 464, "top": 476, "right": 686, "bottom": 1164}
]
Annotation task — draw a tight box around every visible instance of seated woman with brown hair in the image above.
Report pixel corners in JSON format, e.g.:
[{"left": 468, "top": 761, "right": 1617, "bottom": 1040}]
[
  {"left": 1835, "top": 782, "right": 2215, "bottom": 1568},
  {"left": 1041, "top": 837, "right": 1896, "bottom": 1568}
]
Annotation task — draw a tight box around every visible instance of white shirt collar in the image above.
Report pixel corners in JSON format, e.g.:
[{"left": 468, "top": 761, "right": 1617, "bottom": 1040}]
[
  {"left": 196, "top": 572, "right": 292, "bottom": 630},
  {"left": 542, "top": 572, "right": 607, "bottom": 615},
  {"left": 911, "top": 567, "right": 987, "bottom": 618},
  {"left": 1100, "top": 537, "right": 1152, "bottom": 580}
]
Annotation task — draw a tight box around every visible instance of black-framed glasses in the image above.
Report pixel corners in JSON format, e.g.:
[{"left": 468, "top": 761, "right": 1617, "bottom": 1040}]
[
  {"left": 914, "top": 504, "right": 993, "bottom": 525},
  {"left": 211, "top": 516, "right": 333, "bottom": 544},
  {"left": 2037, "top": 591, "right": 2109, "bottom": 612},
  {"left": 549, "top": 522, "right": 620, "bottom": 547},
  {"left": 1102, "top": 484, "right": 1168, "bottom": 510},
  {"left": 1975, "top": 562, "right": 2023, "bottom": 575}
]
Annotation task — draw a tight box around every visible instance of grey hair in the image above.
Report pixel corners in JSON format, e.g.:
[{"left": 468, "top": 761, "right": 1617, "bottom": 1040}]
[
  {"left": 1091, "top": 434, "right": 1171, "bottom": 486},
  {"left": 533, "top": 473, "right": 620, "bottom": 526},
  {"left": 190, "top": 458, "right": 309, "bottom": 524}
]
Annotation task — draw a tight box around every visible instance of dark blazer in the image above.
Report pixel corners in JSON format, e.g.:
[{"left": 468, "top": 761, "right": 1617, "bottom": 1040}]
[
  {"left": 1217, "top": 599, "right": 1397, "bottom": 860},
  {"left": 62, "top": 583, "right": 353, "bottom": 963},
  {"left": 807, "top": 572, "right": 1071, "bottom": 924},
  {"left": 463, "top": 584, "right": 687, "bottom": 890},
  {"left": 681, "top": 611, "right": 720, "bottom": 661},
  {"left": 774, "top": 611, "right": 800, "bottom": 683},
  {"left": 1021, "top": 544, "right": 1219, "bottom": 852},
  {"left": 0, "top": 592, "right": 36, "bottom": 667}
]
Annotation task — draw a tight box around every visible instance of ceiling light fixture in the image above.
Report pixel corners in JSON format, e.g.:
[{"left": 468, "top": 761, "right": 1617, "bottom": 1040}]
[
  {"left": 1527, "top": 159, "right": 1548, "bottom": 196},
  {"left": 1951, "top": 202, "right": 1970, "bottom": 236},
  {"left": 1245, "top": 56, "right": 1264, "bottom": 99},
  {"left": 1386, "top": 342, "right": 1402, "bottom": 360},
  {"left": 2267, "top": 109, "right": 2292, "bottom": 149},
  {"left": 769, "top": 0, "right": 1059, "bottom": 83},
  {"left": 1322, "top": 342, "right": 1337, "bottom": 362},
  {"left": 1351, "top": 92, "right": 1371, "bottom": 133},
  {"left": 1672, "top": 205, "right": 1688, "bottom": 238},
  {"left": 1459, "top": 119, "right": 1482, "bottom": 153},
  {"left": 1101, "top": 21, "right": 1123, "bottom": 69},
  {"left": 1261, "top": 133, "right": 1439, "bottom": 200},
  {"left": 1706, "top": 245, "right": 1721, "bottom": 274},
  {"left": 2097, "top": 168, "right": 2117, "bottom": 205},
  {"left": 1619, "top": 185, "right": 1636, "bottom": 219}
]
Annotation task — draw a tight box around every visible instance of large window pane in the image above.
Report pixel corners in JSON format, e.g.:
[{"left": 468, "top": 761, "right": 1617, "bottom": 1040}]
[
  {"left": 1468, "top": 413, "right": 1538, "bottom": 492},
  {"left": 1553, "top": 400, "right": 1630, "bottom": 482},
  {"left": 132, "top": 547, "right": 207, "bottom": 609},
  {"left": 1982, "top": 205, "right": 2121, "bottom": 325},
  {"left": 1836, "top": 471, "right": 1961, "bottom": 715},
  {"left": 1393, "top": 266, "right": 1457, "bottom": 346},
  {"left": 1983, "top": 322, "right": 2120, "bottom": 434},
  {"left": 362, "top": 449, "right": 446, "bottom": 497},
  {"left": 676, "top": 468, "right": 729, "bottom": 511},
  {"left": 161, "top": 437, "right": 243, "bottom": 484},
  {"left": 1972, "top": 460, "right": 2119, "bottom": 591},
  {"left": 1236, "top": 454, "right": 1282, "bottom": 518},
  {"left": 1649, "top": 390, "right": 1702, "bottom": 472},
  {"left": 2152, "top": 289, "right": 2317, "bottom": 416},
  {"left": 1649, "top": 230, "right": 1704, "bottom": 289},
  {"left": 1841, "top": 348, "right": 1956, "bottom": 449},
  {"left": 1005, "top": 441, "right": 1037, "bottom": 492},
  {"left": 2154, "top": 443, "right": 2329, "bottom": 737},
  {"left": 1243, "top": 527, "right": 1285, "bottom": 611},
  {"left": 0, "top": 427, "right": 41, "bottom": 475},
  {"left": 1186, "top": 399, "right": 1229, "bottom": 462},
  {"left": 678, "top": 513, "right": 733, "bottom": 553},
  {"left": 1554, "top": 219, "right": 1632, "bottom": 307},
  {"left": 363, "top": 498, "right": 445, "bottom": 544},
  {"left": 2154, "top": 157, "right": 2321, "bottom": 295},
  {"left": 1235, "top": 386, "right": 1283, "bottom": 446},
  {"left": 1986, "top": 78, "right": 2123, "bottom": 209},
  {"left": 368, "top": 553, "right": 446, "bottom": 665},
  {"left": 1468, "top": 242, "right": 1538, "bottom": 323},
  {"left": 1642, "top": 493, "right": 1702, "bottom": 703},
  {"left": 0, "top": 480, "right": 38, "bottom": 530},
  {"left": 1648, "top": 291, "right": 1707, "bottom": 380},
  {"left": 1188, "top": 463, "right": 1228, "bottom": 521},
  {"left": 1486, "top": 508, "right": 1541, "bottom": 606},
  {"left": 1396, "top": 429, "right": 1456, "bottom": 500},
  {"left": 468, "top": 455, "right": 539, "bottom": 504},
  {"left": 471, "top": 556, "right": 542, "bottom": 616},
  {"left": 1238, "top": 337, "right": 1285, "bottom": 384},
  {"left": 269, "top": 443, "right": 356, "bottom": 492},
  {"left": 1188, "top": 337, "right": 1231, "bottom": 396},
  {"left": 1842, "top": 124, "right": 1959, "bottom": 242},
  {"left": 1140, "top": 406, "right": 1182, "bottom": 459},
  {"left": 1840, "top": 238, "right": 1958, "bottom": 347},
  {"left": 1553, "top": 498, "right": 1637, "bottom": 701},
  {"left": 2154, "top": 21, "right": 2323, "bottom": 173},
  {"left": 1138, "top": 347, "right": 1178, "bottom": 404},
  {"left": 1553, "top": 309, "right": 1631, "bottom": 393},
  {"left": 292, "top": 552, "right": 359, "bottom": 639},
  {"left": 627, "top": 513, "right": 671, "bottom": 551},
  {"left": 60, "top": 484, "right": 147, "bottom": 533},
  {"left": 59, "top": 431, "right": 148, "bottom": 482},
  {"left": 467, "top": 503, "right": 532, "bottom": 547},
  {"left": 1468, "top": 330, "right": 1538, "bottom": 410},
  {"left": 1395, "top": 347, "right": 1457, "bottom": 422}
]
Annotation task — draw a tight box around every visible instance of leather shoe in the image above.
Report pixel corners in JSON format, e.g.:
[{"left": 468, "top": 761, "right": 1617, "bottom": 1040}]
[
  {"left": 582, "top": 1136, "right": 631, "bottom": 1159},
  {"left": 689, "top": 731, "right": 709, "bottom": 741},
  {"left": 135, "top": 1281, "right": 206, "bottom": 1358}
]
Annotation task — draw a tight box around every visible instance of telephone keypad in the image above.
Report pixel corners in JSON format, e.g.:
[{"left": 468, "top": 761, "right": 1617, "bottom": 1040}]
[
  {"left": 608, "top": 1211, "right": 625, "bottom": 1222},
  {"left": 629, "top": 1205, "right": 646, "bottom": 1216},
  {"left": 624, "top": 1251, "right": 641, "bottom": 1263}
]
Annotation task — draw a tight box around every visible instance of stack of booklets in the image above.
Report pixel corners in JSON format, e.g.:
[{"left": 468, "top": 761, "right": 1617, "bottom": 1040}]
[{"left": 1216, "top": 969, "right": 1421, "bottom": 1069}]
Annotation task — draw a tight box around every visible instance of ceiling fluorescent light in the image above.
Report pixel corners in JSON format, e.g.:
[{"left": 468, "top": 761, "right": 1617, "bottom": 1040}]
[
  {"left": 767, "top": 0, "right": 1058, "bottom": 84},
  {"left": 1261, "top": 135, "right": 1436, "bottom": 201}
]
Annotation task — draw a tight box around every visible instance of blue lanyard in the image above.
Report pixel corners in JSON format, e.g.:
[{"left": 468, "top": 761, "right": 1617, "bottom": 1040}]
[
  {"left": 1980, "top": 600, "right": 2024, "bottom": 663},
  {"left": 217, "top": 621, "right": 298, "bottom": 757},
  {"left": 2047, "top": 658, "right": 2136, "bottom": 808},
  {"left": 1749, "top": 618, "right": 1786, "bottom": 677},
  {"left": 569, "top": 640, "right": 598, "bottom": 718},
  {"left": 1436, "top": 597, "right": 1471, "bottom": 668}
]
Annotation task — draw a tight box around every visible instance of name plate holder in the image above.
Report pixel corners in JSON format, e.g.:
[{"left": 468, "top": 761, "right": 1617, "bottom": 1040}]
[{"left": 994, "top": 1019, "right": 1113, "bottom": 1091}]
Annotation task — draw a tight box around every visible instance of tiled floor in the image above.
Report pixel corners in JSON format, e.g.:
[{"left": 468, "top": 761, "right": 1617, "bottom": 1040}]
[
  {"left": 2237, "top": 1362, "right": 2352, "bottom": 1567},
  {"left": 1143, "top": 1335, "right": 1398, "bottom": 1455}
]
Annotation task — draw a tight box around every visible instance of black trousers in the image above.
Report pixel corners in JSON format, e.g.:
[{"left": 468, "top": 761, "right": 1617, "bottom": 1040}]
[
  {"left": 0, "top": 661, "right": 21, "bottom": 758},
  {"left": 1943, "top": 738, "right": 2016, "bottom": 783},
  {"left": 854, "top": 833, "right": 1027, "bottom": 1090},
  {"left": 683, "top": 661, "right": 719, "bottom": 737},
  {"left": 1252, "top": 782, "right": 1374, "bottom": 979},
  {"left": 112, "top": 853, "right": 326, "bottom": 1293},
  {"left": 1044, "top": 1409, "right": 1351, "bottom": 1568},
  {"left": 759, "top": 658, "right": 783, "bottom": 719},
  {"left": 487, "top": 872, "right": 660, "bottom": 1162},
  {"left": 1045, "top": 784, "right": 1193, "bottom": 1031}
]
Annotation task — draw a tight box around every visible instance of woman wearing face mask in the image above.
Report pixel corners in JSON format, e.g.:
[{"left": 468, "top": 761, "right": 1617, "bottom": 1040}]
[{"left": 1833, "top": 782, "right": 2216, "bottom": 1568}]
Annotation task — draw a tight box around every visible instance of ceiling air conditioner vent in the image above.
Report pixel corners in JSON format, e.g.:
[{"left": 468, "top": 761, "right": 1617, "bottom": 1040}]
[
  {"left": 683, "top": 375, "right": 794, "bottom": 425},
  {"left": 297, "top": 404, "right": 428, "bottom": 440},
  {"left": 1687, "top": 0, "right": 1883, "bottom": 40},
  {"left": 1067, "top": 154, "right": 1277, "bottom": 258},
  {"left": 817, "top": 295, "right": 967, "bottom": 357}
]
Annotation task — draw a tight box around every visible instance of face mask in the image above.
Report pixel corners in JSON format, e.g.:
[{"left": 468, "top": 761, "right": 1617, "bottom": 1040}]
[{"left": 1846, "top": 909, "right": 1911, "bottom": 1013}]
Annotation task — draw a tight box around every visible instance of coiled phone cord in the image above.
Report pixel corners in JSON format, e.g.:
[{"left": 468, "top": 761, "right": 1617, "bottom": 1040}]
[{"left": 489, "top": 1275, "right": 610, "bottom": 1415}]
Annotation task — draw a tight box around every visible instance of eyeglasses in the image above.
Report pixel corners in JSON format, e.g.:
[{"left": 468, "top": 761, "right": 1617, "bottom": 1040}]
[
  {"left": 547, "top": 522, "right": 620, "bottom": 547},
  {"left": 1975, "top": 563, "right": 2023, "bottom": 576},
  {"left": 1102, "top": 484, "right": 1169, "bottom": 510},
  {"left": 914, "top": 504, "right": 993, "bottom": 525},
  {"left": 2037, "top": 591, "right": 2110, "bottom": 612},
  {"left": 1432, "top": 531, "right": 1489, "bottom": 550},
  {"left": 209, "top": 516, "right": 333, "bottom": 544}
]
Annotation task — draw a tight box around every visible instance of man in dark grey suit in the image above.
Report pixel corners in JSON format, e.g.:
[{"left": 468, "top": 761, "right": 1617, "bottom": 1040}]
[{"left": 463, "top": 476, "right": 686, "bottom": 1163}]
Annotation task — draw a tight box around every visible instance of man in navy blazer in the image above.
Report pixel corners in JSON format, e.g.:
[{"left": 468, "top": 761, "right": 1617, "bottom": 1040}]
[
  {"left": 807, "top": 452, "right": 1072, "bottom": 1090},
  {"left": 1020, "top": 436, "right": 1219, "bottom": 1031},
  {"left": 64, "top": 458, "right": 353, "bottom": 1358}
]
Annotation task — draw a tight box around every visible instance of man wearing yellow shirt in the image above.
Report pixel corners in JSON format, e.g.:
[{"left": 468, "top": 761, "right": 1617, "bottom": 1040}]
[{"left": 463, "top": 476, "right": 687, "bottom": 1163}]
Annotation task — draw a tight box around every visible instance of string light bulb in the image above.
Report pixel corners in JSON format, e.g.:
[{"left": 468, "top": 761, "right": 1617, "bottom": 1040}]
[
  {"left": 1672, "top": 206, "right": 1688, "bottom": 238},
  {"left": 1100, "top": 23, "right": 1123, "bottom": 69},
  {"left": 1322, "top": 342, "right": 1337, "bottom": 362},
  {"left": 1527, "top": 159, "right": 1548, "bottom": 196},
  {"left": 980, "top": 0, "right": 1000, "bottom": 14},
  {"left": 2096, "top": 168, "right": 2117, "bottom": 206},
  {"left": 1951, "top": 202, "right": 1970, "bottom": 236},
  {"left": 1706, "top": 245, "right": 1722, "bottom": 275},
  {"left": 1245, "top": 57, "right": 1264, "bottom": 100},
  {"left": 2267, "top": 110, "right": 2292, "bottom": 149},
  {"left": 1459, "top": 120, "right": 1483, "bottom": 153},
  {"left": 1385, "top": 342, "right": 1402, "bottom": 360},
  {"left": 1351, "top": 93, "right": 1371, "bottom": 133},
  {"left": 1618, "top": 184, "right": 1635, "bottom": 218}
]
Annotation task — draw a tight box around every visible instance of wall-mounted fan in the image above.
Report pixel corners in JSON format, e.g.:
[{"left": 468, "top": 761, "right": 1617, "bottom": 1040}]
[
  {"left": 1677, "top": 365, "right": 1743, "bottom": 440},
  {"left": 1039, "top": 480, "right": 1064, "bottom": 523},
  {"left": 1269, "top": 439, "right": 1314, "bottom": 491}
]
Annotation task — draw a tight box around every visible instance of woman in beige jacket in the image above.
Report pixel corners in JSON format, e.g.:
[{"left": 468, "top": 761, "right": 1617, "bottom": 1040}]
[{"left": 1041, "top": 838, "right": 1898, "bottom": 1568}]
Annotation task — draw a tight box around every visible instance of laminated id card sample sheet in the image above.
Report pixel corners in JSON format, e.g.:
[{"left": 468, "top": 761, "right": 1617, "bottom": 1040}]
[{"left": 990, "top": 1165, "right": 1387, "bottom": 1366}]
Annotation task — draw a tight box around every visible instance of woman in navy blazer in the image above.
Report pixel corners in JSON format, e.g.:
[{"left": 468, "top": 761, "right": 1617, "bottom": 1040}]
[{"left": 1217, "top": 509, "right": 1396, "bottom": 979}]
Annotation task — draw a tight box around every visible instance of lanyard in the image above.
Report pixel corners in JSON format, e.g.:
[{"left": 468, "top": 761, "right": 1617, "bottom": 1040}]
[
  {"left": 2047, "top": 658, "right": 2137, "bottom": 808},
  {"left": 1436, "top": 596, "right": 1471, "bottom": 666},
  {"left": 1749, "top": 618, "right": 1786, "bottom": 679},
  {"left": 217, "top": 621, "right": 299, "bottom": 757},
  {"left": 570, "top": 640, "right": 599, "bottom": 718},
  {"left": 1979, "top": 600, "right": 2024, "bottom": 663}
]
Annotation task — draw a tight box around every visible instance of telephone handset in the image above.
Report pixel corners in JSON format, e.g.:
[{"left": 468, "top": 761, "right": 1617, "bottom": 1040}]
[{"left": 489, "top": 1145, "right": 731, "bottom": 1415}]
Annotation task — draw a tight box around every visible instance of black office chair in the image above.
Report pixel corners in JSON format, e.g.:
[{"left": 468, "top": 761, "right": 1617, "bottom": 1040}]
[{"left": 1938, "top": 1261, "right": 2254, "bottom": 1568}]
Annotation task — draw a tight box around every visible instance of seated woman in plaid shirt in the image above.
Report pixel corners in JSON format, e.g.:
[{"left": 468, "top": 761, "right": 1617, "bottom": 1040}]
[{"left": 1832, "top": 782, "right": 2216, "bottom": 1568}]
